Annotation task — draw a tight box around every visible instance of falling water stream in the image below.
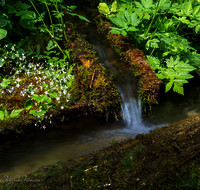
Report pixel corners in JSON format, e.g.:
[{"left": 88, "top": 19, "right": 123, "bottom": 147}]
[{"left": 1, "top": 3, "right": 200, "bottom": 180}]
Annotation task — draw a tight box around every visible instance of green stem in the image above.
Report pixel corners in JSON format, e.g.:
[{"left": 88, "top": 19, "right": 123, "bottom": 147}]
[
  {"left": 145, "top": 0, "right": 164, "bottom": 36},
  {"left": 149, "top": 0, "right": 176, "bottom": 41},
  {"left": 48, "top": 0, "right": 70, "bottom": 60},
  {"left": 30, "top": 0, "right": 52, "bottom": 36},
  {"left": 44, "top": 0, "right": 54, "bottom": 37},
  {"left": 176, "top": 21, "right": 181, "bottom": 30},
  {"left": 29, "top": 0, "right": 70, "bottom": 60},
  {"left": 53, "top": 1, "right": 68, "bottom": 44}
]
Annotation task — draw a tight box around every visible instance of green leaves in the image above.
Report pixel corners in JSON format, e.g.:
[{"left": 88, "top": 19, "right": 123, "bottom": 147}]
[
  {"left": 0, "top": 16, "right": 7, "bottom": 27},
  {"left": 109, "top": 11, "right": 140, "bottom": 36},
  {"left": 0, "top": 108, "right": 23, "bottom": 121},
  {"left": 31, "top": 94, "right": 52, "bottom": 104},
  {"left": 16, "top": 1, "right": 31, "bottom": 10},
  {"left": 98, "top": 3, "right": 110, "bottom": 15},
  {"left": 146, "top": 38, "right": 160, "bottom": 50},
  {"left": 25, "top": 94, "right": 55, "bottom": 118},
  {"left": 0, "top": 16, "right": 7, "bottom": 40},
  {"left": 24, "top": 99, "right": 34, "bottom": 110},
  {"left": 98, "top": 1, "right": 117, "bottom": 16},
  {"left": 0, "top": 78, "right": 11, "bottom": 88},
  {"left": 135, "top": 0, "right": 154, "bottom": 10},
  {"left": 148, "top": 55, "right": 195, "bottom": 95},
  {"left": 165, "top": 81, "right": 173, "bottom": 93},
  {"left": 0, "top": 28, "right": 7, "bottom": 40},
  {"left": 172, "top": 1, "right": 200, "bottom": 34},
  {"left": 182, "top": 2, "right": 192, "bottom": 16}
]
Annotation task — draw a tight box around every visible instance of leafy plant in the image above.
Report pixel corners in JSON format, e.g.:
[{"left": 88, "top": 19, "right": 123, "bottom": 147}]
[
  {"left": 30, "top": 0, "right": 90, "bottom": 60},
  {"left": 109, "top": 11, "right": 140, "bottom": 36},
  {"left": 98, "top": 0, "right": 200, "bottom": 95},
  {"left": 25, "top": 94, "right": 55, "bottom": 117},
  {"left": 0, "top": 15, "right": 7, "bottom": 40},
  {"left": 0, "top": 0, "right": 45, "bottom": 42},
  {"left": 147, "top": 55, "right": 195, "bottom": 95},
  {"left": 98, "top": 1, "right": 117, "bottom": 16},
  {"left": 0, "top": 108, "right": 23, "bottom": 121}
]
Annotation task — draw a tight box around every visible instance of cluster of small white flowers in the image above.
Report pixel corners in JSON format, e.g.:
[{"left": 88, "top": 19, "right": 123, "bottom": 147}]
[
  {"left": 0, "top": 44, "right": 26, "bottom": 70},
  {"left": 0, "top": 54, "right": 74, "bottom": 127}
]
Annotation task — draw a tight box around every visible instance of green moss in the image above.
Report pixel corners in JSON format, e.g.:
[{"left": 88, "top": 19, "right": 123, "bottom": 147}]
[
  {"left": 83, "top": 4, "right": 161, "bottom": 117},
  {"left": 0, "top": 17, "right": 122, "bottom": 138}
]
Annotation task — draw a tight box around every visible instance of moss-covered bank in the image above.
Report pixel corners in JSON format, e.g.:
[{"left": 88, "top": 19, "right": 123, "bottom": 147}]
[
  {"left": 1, "top": 114, "right": 200, "bottom": 189},
  {"left": 79, "top": 0, "right": 161, "bottom": 116},
  {"left": 0, "top": 17, "right": 121, "bottom": 144}
]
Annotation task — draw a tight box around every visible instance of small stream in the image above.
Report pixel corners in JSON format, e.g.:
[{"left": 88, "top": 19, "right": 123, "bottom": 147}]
[{"left": 1, "top": 3, "right": 200, "bottom": 180}]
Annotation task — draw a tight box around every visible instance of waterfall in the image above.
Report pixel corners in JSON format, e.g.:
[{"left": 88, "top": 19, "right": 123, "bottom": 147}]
[
  {"left": 118, "top": 83, "right": 144, "bottom": 127},
  {"left": 72, "top": 10, "right": 166, "bottom": 134}
]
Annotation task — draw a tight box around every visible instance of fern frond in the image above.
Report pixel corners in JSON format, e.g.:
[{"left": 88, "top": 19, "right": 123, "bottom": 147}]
[
  {"left": 165, "top": 81, "right": 173, "bottom": 92},
  {"left": 173, "top": 82, "right": 184, "bottom": 95}
]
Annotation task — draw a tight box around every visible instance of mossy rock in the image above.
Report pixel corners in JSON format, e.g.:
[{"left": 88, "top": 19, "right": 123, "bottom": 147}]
[{"left": 1, "top": 114, "right": 200, "bottom": 189}]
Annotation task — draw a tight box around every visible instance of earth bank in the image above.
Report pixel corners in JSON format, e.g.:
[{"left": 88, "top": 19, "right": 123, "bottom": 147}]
[{"left": 0, "top": 16, "right": 122, "bottom": 145}]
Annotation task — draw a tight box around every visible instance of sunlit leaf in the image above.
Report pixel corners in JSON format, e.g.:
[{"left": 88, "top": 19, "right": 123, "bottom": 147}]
[
  {"left": 9, "top": 109, "right": 23, "bottom": 118},
  {"left": 98, "top": 3, "right": 110, "bottom": 15},
  {"left": 25, "top": 99, "right": 34, "bottom": 110},
  {"left": 0, "top": 28, "right": 7, "bottom": 40},
  {"left": 165, "top": 81, "right": 173, "bottom": 92},
  {"left": 183, "top": 2, "right": 192, "bottom": 16}
]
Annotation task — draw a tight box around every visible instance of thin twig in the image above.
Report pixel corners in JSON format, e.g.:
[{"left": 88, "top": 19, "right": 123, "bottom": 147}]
[
  {"left": 148, "top": 47, "right": 156, "bottom": 61},
  {"left": 90, "top": 69, "right": 96, "bottom": 88}
]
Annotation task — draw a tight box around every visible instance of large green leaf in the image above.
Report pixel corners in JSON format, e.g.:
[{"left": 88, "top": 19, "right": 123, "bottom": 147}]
[
  {"left": 109, "top": 17, "right": 126, "bottom": 28},
  {"left": 0, "top": 16, "right": 7, "bottom": 27},
  {"left": 165, "top": 81, "right": 173, "bottom": 93},
  {"left": 128, "top": 26, "right": 139, "bottom": 32},
  {"left": 0, "top": 28, "right": 7, "bottom": 40},
  {"left": 98, "top": 3, "right": 110, "bottom": 15},
  {"left": 111, "top": 1, "right": 117, "bottom": 12},
  {"left": 141, "top": 0, "right": 153, "bottom": 9},
  {"left": 192, "top": 5, "right": 200, "bottom": 16},
  {"left": 125, "top": 10, "right": 131, "bottom": 24},
  {"left": 195, "top": 25, "right": 200, "bottom": 34},
  {"left": 16, "top": 1, "right": 31, "bottom": 9},
  {"left": 9, "top": 109, "right": 23, "bottom": 118},
  {"left": 21, "top": 11, "right": 36, "bottom": 20},
  {"left": 109, "top": 29, "right": 121, "bottom": 35},
  {"left": 25, "top": 99, "right": 34, "bottom": 110},
  {"left": 173, "top": 83, "right": 184, "bottom": 95},
  {"left": 0, "top": 110, "right": 4, "bottom": 121},
  {"left": 131, "top": 12, "right": 140, "bottom": 26},
  {"left": 4, "top": 20, "right": 13, "bottom": 30},
  {"left": 183, "top": 2, "right": 192, "bottom": 16},
  {"left": 135, "top": 1, "right": 144, "bottom": 10}
]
